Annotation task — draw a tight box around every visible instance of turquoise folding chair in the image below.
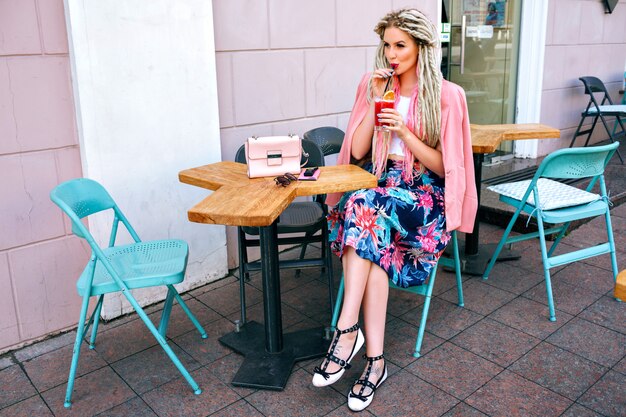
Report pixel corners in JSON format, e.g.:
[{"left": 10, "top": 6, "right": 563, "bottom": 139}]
[
  {"left": 50, "top": 178, "right": 207, "bottom": 408},
  {"left": 483, "top": 143, "right": 620, "bottom": 321},
  {"left": 330, "top": 230, "right": 463, "bottom": 358}
]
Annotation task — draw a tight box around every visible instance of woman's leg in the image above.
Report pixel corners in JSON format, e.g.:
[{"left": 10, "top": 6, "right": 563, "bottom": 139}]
[
  {"left": 353, "top": 263, "right": 388, "bottom": 394},
  {"left": 321, "top": 246, "right": 371, "bottom": 374}
]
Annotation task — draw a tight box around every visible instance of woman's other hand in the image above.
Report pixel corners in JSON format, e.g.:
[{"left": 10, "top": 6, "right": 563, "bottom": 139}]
[{"left": 378, "top": 108, "right": 408, "bottom": 139}]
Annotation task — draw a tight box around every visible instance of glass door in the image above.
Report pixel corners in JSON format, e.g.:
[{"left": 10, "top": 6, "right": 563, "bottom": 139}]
[{"left": 442, "top": 0, "right": 521, "bottom": 153}]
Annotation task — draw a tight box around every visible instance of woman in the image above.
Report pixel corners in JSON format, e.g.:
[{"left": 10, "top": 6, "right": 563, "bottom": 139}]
[{"left": 311, "top": 9, "right": 477, "bottom": 412}]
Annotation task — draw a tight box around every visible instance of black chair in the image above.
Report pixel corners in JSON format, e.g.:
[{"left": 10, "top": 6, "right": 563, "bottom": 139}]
[
  {"left": 235, "top": 139, "right": 334, "bottom": 324},
  {"left": 569, "top": 76, "right": 625, "bottom": 163},
  {"left": 303, "top": 127, "right": 345, "bottom": 156}
]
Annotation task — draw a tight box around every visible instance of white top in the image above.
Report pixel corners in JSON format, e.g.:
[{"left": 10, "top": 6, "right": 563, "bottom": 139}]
[{"left": 389, "top": 96, "right": 411, "bottom": 156}]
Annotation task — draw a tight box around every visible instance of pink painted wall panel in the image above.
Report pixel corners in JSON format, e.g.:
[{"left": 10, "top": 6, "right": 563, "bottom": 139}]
[
  {"left": 9, "top": 237, "right": 89, "bottom": 341},
  {"left": 304, "top": 48, "right": 368, "bottom": 116},
  {"left": 603, "top": 2, "right": 626, "bottom": 44},
  {"left": 552, "top": 0, "right": 582, "bottom": 45},
  {"left": 37, "top": 0, "right": 69, "bottom": 54},
  {"left": 269, "top": 0, "right": 335, "bottom": 48},
  {"left": 579, "top": 1, "right": 606, "bottom": 45},
  {"left": 0, "top": 253, "right": 20, "bottom": 349},
  {"left": 0, "top": 152, "right": 67, "bottom": 251},
  {"left": 212, "top": 0, "right": 269, "bottom": 51},
  {"left": 232, "top": 51, "right": 306, "bottom": 125},
  {"left": 0, "top": 0, "right": 41, "bottom": 55},
  {"left": 215, "top": 53, "right": 234, "bottom": 127},
  {"left": 392, "top": 1, "right": 438, "bottom": 22},
  {"left": 337, "top": 0, "right": 392, "bottom": 46},
  {"left": 0, "top": 56, "right": 77, "bottom": 155}
]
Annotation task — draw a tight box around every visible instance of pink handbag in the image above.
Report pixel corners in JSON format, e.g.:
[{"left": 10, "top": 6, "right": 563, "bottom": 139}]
[{"left": 244, "top": 134, "right": 304, "bottom": 178}]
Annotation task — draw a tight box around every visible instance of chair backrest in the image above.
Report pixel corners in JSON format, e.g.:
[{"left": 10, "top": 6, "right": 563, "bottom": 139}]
[
  {"left": 50, "top": 178, "right": 139, "bottom": 245},
  {"left": 579, "top": 76, "right": 614, "bottom": 106},
  {"left": 235, "top": 138, "right": 325, "bottom": 168},
  {"left": 302, "top": 127, "right": 345, "bottom": 156},
  {"left": 536, "top": 142, "right": 619, "bottom": 180}
]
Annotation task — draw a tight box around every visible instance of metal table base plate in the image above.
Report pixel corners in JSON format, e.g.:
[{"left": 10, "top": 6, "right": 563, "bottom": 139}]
[{"left": 219, "top": 321, "right": 327, "bottom": 390}]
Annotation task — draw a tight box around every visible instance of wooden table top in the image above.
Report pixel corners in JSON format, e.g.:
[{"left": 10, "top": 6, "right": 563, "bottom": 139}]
[
  {"left": 179, "top": 163, "right": 377, "bottom": 227},
  {"left": 470, "top": 123, "right": 561, "bottom": 154}
]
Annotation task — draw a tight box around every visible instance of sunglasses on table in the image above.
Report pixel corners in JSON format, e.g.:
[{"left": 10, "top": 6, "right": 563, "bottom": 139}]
[{"left": 274, "top": 173, "right": 298, "bottom": 187}]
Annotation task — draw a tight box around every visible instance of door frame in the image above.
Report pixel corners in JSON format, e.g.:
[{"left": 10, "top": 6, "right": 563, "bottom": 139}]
[{"left": 438, "top": 0, "right": 548, "bottom": 159}]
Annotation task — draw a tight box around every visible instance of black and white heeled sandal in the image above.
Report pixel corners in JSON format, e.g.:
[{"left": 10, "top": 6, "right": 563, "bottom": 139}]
[
  {"left": 347, "top": 354, "right": 387, "bottom": 412},
  {"left": 312, "top": 323, "right": 365, "bottom": 387}
]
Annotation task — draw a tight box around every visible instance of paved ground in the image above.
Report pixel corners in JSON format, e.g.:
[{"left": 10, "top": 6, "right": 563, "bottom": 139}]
[{"left": 1, "top": 206, "right": 625, "bottom": 416}]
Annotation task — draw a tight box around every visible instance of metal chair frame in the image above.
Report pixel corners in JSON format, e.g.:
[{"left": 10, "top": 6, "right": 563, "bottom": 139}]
[
  {"left": 483, "top": 143, "right": 620, "bottom": 321},
  {"left": 569, "top": 76, "right": 624, "bottom": 163},
  {"left": 50, "top": 178, "right": 207, "bottom": 408}
]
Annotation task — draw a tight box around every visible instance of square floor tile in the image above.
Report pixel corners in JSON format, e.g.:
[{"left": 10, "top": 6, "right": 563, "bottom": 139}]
[
  {"left": 579, "top": 296, "right": 626, "bottom": 334},
  {"left": 523, "top": 279, "right": 603, "bottom": 316},
  {"left": 204, "top": 353, "right": 257, "bottom": 398},
  {"left": 440, "top": 279, "right": 516, "bottom": 316},
  {"left": 14, "top": 331, "right": 77, "bottom": 362},
  {"left": 172, "top": 317, "right": 235, "bottom": 366},
  {"left": 383, "top": 318, "right": 444, "bottom": 368},
  {"left": 578, "top": 370, "right": 626, "bottom": 417},
  {"left": 324, "top": 404, "right": 375, "bottom": 416},
  {"left": 246, "top": 368, "right": 344, "bottom": 417},
  {"left": 560, "top": 403, "right": 604, "bottom": 417},
  {"left": 547, "top": 318, "right": 626, "bottom": 367},
  {"left": 386, "top": 288, "right": 425, "bottom": 318},
  {"left": 195, "top": 281, "right": 262, "bottom": 317},
  {"left": 489, "top": 296, "right": 572, "bottom": 339},
  {"left": 407, "top": 342, "right": 502, "bottom": 400},
  {"left": 0, "top": 395, "right": 53, "bottom": 417},
  {"left": 94, "top": 397, "right": 157, "bottom": 416},
  {"left": 400, "top": 298, "right": 483, "bottom": 340},
  {"left": 94, "top": 317, "right": 158, "bottom": 363},
  {"left": 481, "top": 262, "right": 545, "bottom": 295},
  {"left": 509, "top": 342, "right": 606, "bottom": 400},
  {"left": 209, "top": 399, "right": 264, "bottom": 417},
  {"left": 281, "top": 279, "right": 334, "bottom": 319},
  {"left": 142, "top": 366, "right": 240, "bottom": 417},
  {"left": 111, "top": 342, "right": 201, "bottom": 394},
  {"left": 0, "top": 364, "right": 37, "bottom": 408},
  {"left": 614, "top": 356, "right": 626, "bottom": 375},
  {"left": 226, "top": 301, "right": 307, "bottom": 330},
  {"left": 147, "top": 298, "right": 221, "bottom": 339},
  {"left": 466, "top": 370, "right": 571, "bottom": 416},
  {"left": 366, "top": 369, "right": 458, "bottom": 417},
  {"left": 442, "top": 402, "right": 488, "bottom": 417},
  {"left": 0, "top": 356, "right": 14, "bottom": 371},
  {"left": 41, "top": 367, "right": 135, "bottom": 416},
  {"left": 552, "top": 262, "right": 616, "bottom": 295},
  {"left": 188, "top": 276, "right": 239, "bottom": 298},
  {"left": 23, "top": 342, "right": 107, "bottom": 392},
  {"left": 432, "top": 269, "right": 463, "bottom": 297},
  {"left": 451, "top": 318, "right": 540, "bottom": 367}
]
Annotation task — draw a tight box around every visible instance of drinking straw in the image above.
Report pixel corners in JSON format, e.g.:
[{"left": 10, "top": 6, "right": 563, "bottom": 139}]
[{"left": 383, "top": 63, "right": 399, "bottom": 93}]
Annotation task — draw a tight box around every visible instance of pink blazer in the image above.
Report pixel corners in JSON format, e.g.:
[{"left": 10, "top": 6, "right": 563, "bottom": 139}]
[{"left": 327, "top": 74, "right": 478, "bottom": 233}]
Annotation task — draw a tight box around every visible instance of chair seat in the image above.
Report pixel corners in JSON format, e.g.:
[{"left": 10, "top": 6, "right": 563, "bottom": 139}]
[
  {"left": 586, "top": 105, "right": 626, "bottom": 116},
  {"left": 77, "top": 239, "right": 188, "bottom": 296},
  {"left": 242, "top": 201, "right": 324, "bottom": 235},
  {"left": 500, "top": 195, "right": 609, "bottom": 224}
]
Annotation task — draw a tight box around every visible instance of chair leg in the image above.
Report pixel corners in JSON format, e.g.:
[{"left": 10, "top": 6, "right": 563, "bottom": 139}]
[
  {"left": 170, "top": 285, "right": 208, "bottom": 338},
  {"left": 159, "top": 287, "right": 175, "bottom": 338},
  {"left": 604, "top": 209, "right": 619, "bottom": 282},
  {"left": 413, "top": 266, "right": 438, "bottom": 358},
  {"left": 598, "top": 114, "right": 624, "bottom": 163},
  {"left": 89, "top": 295, "right": 104, "bottom": 349},
  {"left": 547, "top": 223, "right": 569, "bottom": 258},
  {"left": 569, "top": 115, "right": 588, "bottom": 148},
  {"left": 123, "top": 290, "right": 202, "bottom": 395},
  {"left": 64, "top": 294, "right": 91, "bottom": 408},
  {"left": 330, "top": 275, "right": 344, "bottom": 331},
  {"left": 483, "top": 206, "right": 525, "bottom": 280},
  {"left": 536, "top": 215, "right": 557, "bottom": 322},
  {"left": 451, "top": 231, "right": 464, "bottom": 307}
]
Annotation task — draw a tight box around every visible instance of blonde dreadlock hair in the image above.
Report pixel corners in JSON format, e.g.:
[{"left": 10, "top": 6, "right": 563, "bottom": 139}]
[{"left": 368, "top": 9, "right": 442, "bottom": 182}]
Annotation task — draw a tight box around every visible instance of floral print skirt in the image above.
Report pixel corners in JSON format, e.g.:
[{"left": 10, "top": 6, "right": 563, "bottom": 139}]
[{"left": 328, "top": 160, "right": 450, "bottom": 288}]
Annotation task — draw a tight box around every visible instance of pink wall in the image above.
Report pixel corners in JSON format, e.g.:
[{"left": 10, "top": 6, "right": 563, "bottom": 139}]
[
  {"left": 212, "top": 0, "right": 437, "bottom": 266},
  {"left": 539, "top": 0, "right": 626, "bottom": 155},
  {"left": 0, "top": 0, "right": 88, "bottom": 352}
]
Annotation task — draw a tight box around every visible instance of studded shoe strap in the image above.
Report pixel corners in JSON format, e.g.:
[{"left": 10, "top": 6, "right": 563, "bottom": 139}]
[
  {"left": 352, "top": 354, "right": 385, "bottom": 399},
  {"left": 313, "top": 323, "right": 360, "bottom": 379}
]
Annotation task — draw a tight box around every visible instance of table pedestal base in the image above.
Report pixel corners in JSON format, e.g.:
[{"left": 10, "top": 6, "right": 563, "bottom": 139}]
[
  {"left": 453, "top": 243, "right": 521, "bottom": 276},
  {"left": 219, "top": 321, "right": 327, "bottom": 390}
]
